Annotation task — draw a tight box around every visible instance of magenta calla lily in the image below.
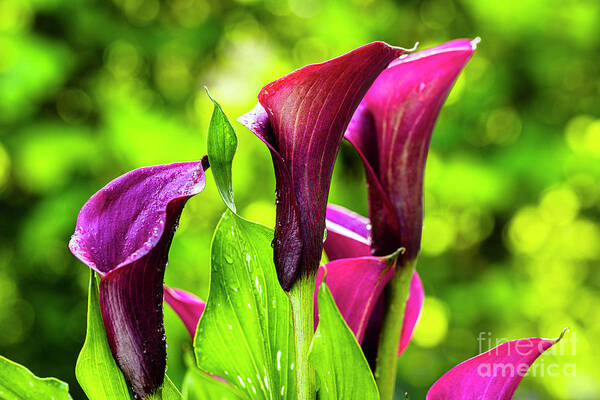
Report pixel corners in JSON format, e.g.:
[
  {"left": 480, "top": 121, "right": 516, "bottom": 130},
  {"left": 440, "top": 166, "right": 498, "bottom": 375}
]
[
  {"left": 397, "top": 272, "right": 424, "bottom": 356},
  {"left": 69, "top": 158, "right": 209, "bottom": 398},
  {"left": 324, "top": 204, "right": 372, "bottom": 260},
  {"left": 324, "top": 203, "right": 424, "bottom": 359},
  {"left": 164, "top": 287, "right": 206, "bottom": 340},
  {"left": 314, "top": 257, "right": 395, "bottom": 344},
  {"left": 346, "top": 39, "right": 477, "bottom": 259},
  {"left": 239, "top": 42, "right": 404, "bottom": 290},
  {"left": 427, "top": 334, "right": 563, "bottom": 399}
]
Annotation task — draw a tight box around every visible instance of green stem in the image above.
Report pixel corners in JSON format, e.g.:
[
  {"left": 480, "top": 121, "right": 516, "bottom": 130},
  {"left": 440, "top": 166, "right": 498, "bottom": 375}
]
[
  {"left": 288, "top": 271, "right": 317, "bottom": 400},
  {"left": 375, "top": 258, "right": 417, "bottom": 400}
]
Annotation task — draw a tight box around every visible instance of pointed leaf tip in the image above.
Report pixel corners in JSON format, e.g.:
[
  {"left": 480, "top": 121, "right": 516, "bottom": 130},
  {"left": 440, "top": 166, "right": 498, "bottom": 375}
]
[{"left": 206, "top": 90, "right": 238, "bottom": 213}]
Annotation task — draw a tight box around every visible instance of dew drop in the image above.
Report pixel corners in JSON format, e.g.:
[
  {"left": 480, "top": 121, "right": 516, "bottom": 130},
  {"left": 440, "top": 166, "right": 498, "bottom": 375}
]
[{"left": 276, "top": 350, "right": 282, "bottom": 371}]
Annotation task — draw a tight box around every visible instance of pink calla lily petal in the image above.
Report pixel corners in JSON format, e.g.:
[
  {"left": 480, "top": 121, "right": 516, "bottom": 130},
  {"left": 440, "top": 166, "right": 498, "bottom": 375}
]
[
  {"left": 346, "top": 39, "right": 477, "bottom": 259},
  {"left": 398, "top": 271, "right": 424, "bottom": 356},
  {"left": 315, "top": 256, "right": 396, "bottom": 343},
  {"left": 323, "top": 203, "right": 424, "bottom": 358},
  {"left": 239, "top": 42, "right": 404, "bottom": 290},
  {"left": 427, "top": 332, "right": 565, "bottom": 400},
  {"left": 324, "top": 204, "right": 372, "bottom": 260},
  {"left": 164, "top": 286, "right": 206, "bottom": 339},
  {"left": 69, "top": 158, "right": 208, "bottom": 398}
]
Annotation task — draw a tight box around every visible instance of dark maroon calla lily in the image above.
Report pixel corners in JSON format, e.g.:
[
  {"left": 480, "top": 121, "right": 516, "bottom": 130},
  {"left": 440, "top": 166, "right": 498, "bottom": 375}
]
[
  {"left": 427, "top": 332, "right": 564, "bottom": 399},
  {"left": 239, "top": 42, "right": 404, "bottom": 290},
  {"left": 324, "top": 203, "right": 424, "bottom": 358},
  {"left": 164, "top": 286, "right": 206, "bottom": 340},
  {"left": 346, "top": 39, "right": 477, "bottom": 260},
  {"left": 69, "top": 158, "right": 209, "bottom": 398}
]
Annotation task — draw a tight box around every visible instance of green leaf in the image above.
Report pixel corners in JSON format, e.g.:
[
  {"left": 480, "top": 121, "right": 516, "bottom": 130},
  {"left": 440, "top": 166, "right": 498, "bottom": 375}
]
[
  {"left": 309, "top": 279, "right": 379, "bottom": 400},
  {"left": 206, "top": 89, "right": 238, "bottom": 213},
  {"left": 162, "top": 376, "right": 183, "bottom": 400},
  {"left": 77, "top": 271, "right": 182, "bottom": 400},
  {"left": 0, "top": 354, "right": 72, "bottom": 400},
  {"left": 76, "top": 270, "right": 132, "bottom": 400},
  {"left": 200, "top": 90, "right": 295, "bottom": 398},
  {"left": 182, "top": 367, "right": 246, "bottom": 400},
  {"left": 194, "top": 210, "right": 296, "bottom": 399},
  {"left": 146, "top": 376, "right": 182, "bottom": 400}
]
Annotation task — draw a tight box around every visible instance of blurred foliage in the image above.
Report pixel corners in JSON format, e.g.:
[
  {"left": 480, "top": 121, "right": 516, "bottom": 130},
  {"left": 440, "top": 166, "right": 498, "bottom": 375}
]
[{"left": 0, "top": 0, "right": 598, "bottom": 398}]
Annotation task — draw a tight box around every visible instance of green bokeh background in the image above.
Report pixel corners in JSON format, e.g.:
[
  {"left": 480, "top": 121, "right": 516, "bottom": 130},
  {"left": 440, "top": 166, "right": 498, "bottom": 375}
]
[{"left": 0, "top": 0, "right": 598, "bottom": 398}]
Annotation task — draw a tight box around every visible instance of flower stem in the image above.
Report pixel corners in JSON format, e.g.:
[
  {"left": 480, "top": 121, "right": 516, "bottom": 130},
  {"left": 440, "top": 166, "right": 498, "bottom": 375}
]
[
  {"left": 288, "top": 271, "right": 317, "bottom": 400},
  {"left": 374, "top": 258, "right": 416, "bottom": 400}
]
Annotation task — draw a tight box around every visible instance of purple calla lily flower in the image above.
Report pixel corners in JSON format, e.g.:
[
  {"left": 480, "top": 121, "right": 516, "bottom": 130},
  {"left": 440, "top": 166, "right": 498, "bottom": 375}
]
[
  {"left": 239, "top": 42, "right": 404, "bottom": 290},
  {"left": 346, "top": 39, "right": 477, "bottom": 260},
  {"left": 324, "top": 204, "right": 424, "bottom": 360},
  {"left": 427, "top": 332, "right": 565, "bottom": 399},
  {"left": 164, "top": 286, "right": 206, "bottom": 340},
  {"left": 69, "top": 158, "right": 209, "bottom": 398}
]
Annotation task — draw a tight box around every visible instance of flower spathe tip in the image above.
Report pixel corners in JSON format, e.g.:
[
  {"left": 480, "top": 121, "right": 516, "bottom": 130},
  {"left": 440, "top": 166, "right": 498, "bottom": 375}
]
[
  {"left": 391, "top": 37, "right": 479, "bottom": 67},
  {"left": 553, "top": 327, "right": 569, "bottom": 343}
]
